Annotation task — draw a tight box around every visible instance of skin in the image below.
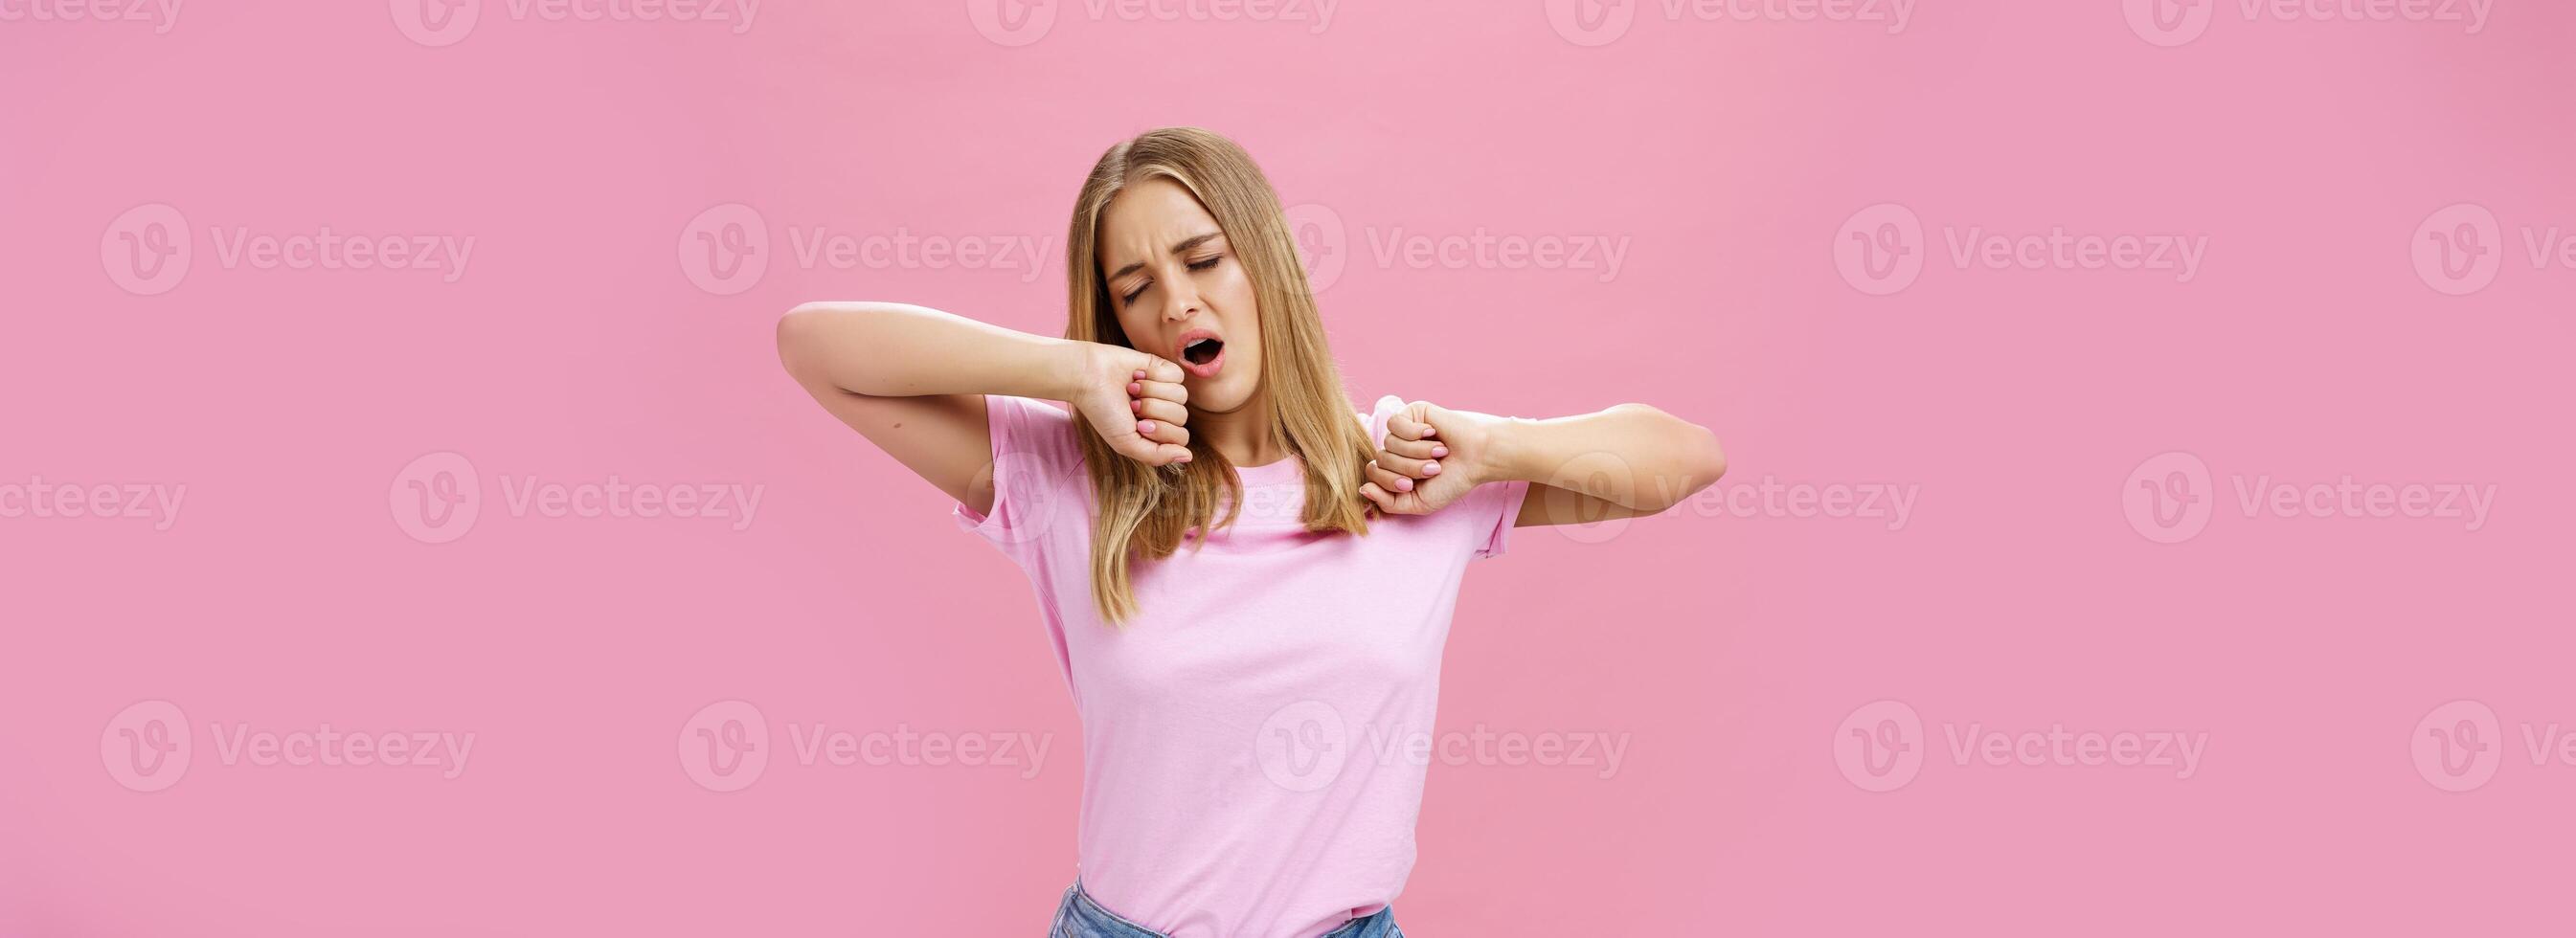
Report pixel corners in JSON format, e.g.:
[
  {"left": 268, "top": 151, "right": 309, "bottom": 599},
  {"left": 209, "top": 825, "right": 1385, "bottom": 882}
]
[{"left": 777, "top": 176, "right": 1726, "bottom": 525}]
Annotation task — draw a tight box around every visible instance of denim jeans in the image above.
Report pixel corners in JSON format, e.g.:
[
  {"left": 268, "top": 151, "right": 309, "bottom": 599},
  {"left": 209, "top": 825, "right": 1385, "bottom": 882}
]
[{"left": 1049, "top": 882, "right": 1404, "bottom": 938}]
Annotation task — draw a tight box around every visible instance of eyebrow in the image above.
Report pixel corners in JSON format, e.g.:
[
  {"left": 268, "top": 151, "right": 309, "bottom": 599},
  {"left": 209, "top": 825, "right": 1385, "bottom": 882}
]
[{"left": 1106, "top": 232, "right": 1224, "bottom": 283}]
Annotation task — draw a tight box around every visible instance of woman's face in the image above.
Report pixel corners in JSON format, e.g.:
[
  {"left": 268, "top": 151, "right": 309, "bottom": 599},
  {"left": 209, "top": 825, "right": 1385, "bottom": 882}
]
[{"left": 1097, "top": 176, "right": 1263, "bottom": 414}]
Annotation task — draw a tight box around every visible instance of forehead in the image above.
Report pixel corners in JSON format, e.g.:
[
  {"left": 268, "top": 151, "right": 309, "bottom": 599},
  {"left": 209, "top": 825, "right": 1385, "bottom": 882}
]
[{"left": 1098, "top": 176, "right": 1220, "bottom": 267}]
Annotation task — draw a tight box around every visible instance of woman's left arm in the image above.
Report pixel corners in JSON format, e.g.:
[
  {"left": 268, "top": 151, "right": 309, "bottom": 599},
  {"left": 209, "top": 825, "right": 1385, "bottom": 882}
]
[{"left": 1367, "top": 402, "right": 1727, "bottom": 527}]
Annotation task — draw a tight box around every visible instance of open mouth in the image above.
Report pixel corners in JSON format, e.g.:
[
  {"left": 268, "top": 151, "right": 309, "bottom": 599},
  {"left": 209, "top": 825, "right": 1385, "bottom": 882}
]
[{"left": 1176, "top": 329, "right": 1225, "bottom": 378}]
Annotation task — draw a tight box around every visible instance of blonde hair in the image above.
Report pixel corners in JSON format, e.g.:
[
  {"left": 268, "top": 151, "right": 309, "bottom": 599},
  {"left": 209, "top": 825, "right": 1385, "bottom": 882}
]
[{"left": 1064, "top": 127, "right": 1376, "bottom": 623}]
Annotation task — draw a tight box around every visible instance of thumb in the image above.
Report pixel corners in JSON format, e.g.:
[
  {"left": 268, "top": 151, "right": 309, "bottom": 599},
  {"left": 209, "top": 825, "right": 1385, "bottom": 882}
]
[{"left": 1389, "top": 403, "right": 1436, "bottom": 441}]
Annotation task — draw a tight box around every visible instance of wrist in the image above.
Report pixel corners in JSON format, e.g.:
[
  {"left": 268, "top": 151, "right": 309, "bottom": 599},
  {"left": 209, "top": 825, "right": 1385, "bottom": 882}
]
[
  {"left": 1462, "top": 412, "right": 1529, "bottom": 487},
  {"left": 1051, "top": 340, "right": 1117, "bottom": 403}
]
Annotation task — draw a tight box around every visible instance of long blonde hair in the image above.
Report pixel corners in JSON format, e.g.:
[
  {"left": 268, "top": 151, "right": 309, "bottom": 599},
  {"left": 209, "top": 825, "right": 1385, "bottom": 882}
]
[{"left": 1064, "top": 127, "right": 1376, "bottom": 623}]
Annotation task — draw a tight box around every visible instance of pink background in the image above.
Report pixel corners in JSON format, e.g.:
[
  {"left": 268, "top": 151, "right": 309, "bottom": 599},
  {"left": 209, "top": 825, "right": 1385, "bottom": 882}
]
[{"left": 6, "top": 1, "right": 2572, "bottom": 934}]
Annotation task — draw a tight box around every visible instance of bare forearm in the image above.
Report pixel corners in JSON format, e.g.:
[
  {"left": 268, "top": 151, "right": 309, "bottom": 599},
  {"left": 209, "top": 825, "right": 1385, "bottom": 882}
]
[
  {"left": 1477, "top": 404, "right": 1727, "bottom": 512},
  {"left": 777, "top": 301, "right": 1089, "bottom": 401}
]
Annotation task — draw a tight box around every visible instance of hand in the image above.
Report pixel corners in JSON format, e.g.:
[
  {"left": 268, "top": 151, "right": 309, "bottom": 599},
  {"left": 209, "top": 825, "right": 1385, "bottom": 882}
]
[
  {"left": 1071, "top": 346, "right": 1192, "bottom": 467},
  {"left": 1361, "top": 400, "right": 1495, "bottom": 515}
]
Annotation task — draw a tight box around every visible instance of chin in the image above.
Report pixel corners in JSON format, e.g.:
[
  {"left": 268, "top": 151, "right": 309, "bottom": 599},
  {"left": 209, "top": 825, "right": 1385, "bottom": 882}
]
[{"left": 1187, "top": 374, "right": 1260, "bottom": 414}]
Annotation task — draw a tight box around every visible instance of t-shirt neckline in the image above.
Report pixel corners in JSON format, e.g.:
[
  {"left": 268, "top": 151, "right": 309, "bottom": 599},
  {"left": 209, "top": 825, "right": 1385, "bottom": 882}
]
[{"left": 1233, "top": 454, "right": 1303, "bottom": 486}]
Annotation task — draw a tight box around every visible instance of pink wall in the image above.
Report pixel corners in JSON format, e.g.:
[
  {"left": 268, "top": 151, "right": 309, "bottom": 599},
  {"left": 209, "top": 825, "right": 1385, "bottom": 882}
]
[{"left": 6, "top": 1, "right": 2571, "bottom": 934}]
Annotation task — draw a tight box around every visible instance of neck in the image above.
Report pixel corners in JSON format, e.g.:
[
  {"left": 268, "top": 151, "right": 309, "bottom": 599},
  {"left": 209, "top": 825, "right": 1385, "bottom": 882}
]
[{"left": 1195, "top": 391, "right": 1288, "bottom": 468}]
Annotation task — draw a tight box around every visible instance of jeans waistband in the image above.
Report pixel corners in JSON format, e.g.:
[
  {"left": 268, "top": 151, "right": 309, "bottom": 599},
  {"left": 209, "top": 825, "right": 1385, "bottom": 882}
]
[{"left": 1050, "top": 882, "right": 1401, "bottom": 938}]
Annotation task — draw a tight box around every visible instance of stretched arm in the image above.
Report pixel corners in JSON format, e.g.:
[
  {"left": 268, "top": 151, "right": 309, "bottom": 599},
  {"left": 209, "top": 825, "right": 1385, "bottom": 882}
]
[
  {"left": 1364, "top": 401, "right": 1725, "bottom": 527},
  {"left": 776, "top": 302, "right": 1192, "bottom": 515},
  {"left": 1482, "top": 404, "right": 1726, "bottom": 526}
]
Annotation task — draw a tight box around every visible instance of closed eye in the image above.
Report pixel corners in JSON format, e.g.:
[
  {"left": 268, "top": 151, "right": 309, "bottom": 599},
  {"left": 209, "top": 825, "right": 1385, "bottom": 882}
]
[{"left": 1119, "top": 255, "right": 1224, "bottom": 305}]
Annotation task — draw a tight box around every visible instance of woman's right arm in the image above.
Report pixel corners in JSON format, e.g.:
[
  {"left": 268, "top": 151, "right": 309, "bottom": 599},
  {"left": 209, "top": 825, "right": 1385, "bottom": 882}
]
[{"left": 776, "top": 302, "right": 1192, "bottom": 516}]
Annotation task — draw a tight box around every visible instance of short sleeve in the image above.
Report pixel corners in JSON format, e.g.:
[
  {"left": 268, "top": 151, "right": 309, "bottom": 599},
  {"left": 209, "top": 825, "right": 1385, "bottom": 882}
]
[
  {"left": 1364, "top": 394, "right": 1530, "bottom": 561},
  {"left": 953, "top": 394, "right": 1086, "bottom": 556},
  {"left": 1463, "top": 478, "right": 1531, "bottom": 560}
]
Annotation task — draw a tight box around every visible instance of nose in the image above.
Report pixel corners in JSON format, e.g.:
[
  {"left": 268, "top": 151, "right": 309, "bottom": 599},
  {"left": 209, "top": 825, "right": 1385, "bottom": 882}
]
[{"left": 1160, "top": 277, "right": 1202, "bottom": 323}]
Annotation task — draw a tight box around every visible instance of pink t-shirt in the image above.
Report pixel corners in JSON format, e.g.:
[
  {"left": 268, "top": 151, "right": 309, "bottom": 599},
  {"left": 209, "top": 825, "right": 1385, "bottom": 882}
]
[{"left": 954, "top": 392, "right": 1529, "bottom": 938}]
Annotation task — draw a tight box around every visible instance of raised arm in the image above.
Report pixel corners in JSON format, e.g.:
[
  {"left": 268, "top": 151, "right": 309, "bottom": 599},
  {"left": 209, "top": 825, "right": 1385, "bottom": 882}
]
[
  {"left": 775, "top": 302, "right": 1192, "bottom": 515},
  {"left": 1363, "top": 401, "right": 1725, "bottom": 528}
]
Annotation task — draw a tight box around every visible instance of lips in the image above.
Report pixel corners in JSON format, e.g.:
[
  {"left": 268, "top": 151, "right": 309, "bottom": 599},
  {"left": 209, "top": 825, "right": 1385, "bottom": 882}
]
[{"left": 1175, "top": 327, "right": 1225, "bottom": 379}]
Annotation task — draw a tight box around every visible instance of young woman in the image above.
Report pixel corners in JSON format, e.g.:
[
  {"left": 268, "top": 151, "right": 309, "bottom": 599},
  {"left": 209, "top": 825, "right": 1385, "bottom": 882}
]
[{"left": 777, "top": 127, "right": 1725, "bottom": 938}]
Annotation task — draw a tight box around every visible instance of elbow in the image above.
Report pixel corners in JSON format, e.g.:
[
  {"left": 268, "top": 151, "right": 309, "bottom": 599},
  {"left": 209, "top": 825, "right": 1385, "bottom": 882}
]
[
  {"left": 776, "top": 303, "right": 819, "bottom": 379},
  {"left": 776, "top": 302, "right": 854, "bottom": 389},
  {"left": 1612, "top": 403, "right": 1726, "bottom": 511},
  {"left": 1690, "top": 420, "right": 1727, "bottom": 487},
  {"left": 1661, "top": 427, "right": 1727, "bottom": 513}
]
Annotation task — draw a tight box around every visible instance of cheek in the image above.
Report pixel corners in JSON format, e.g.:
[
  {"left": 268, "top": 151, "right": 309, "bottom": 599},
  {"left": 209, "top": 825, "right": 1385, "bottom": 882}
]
[
  {"left": 1215, "top": 270, "right": 1261, "bottom": 357},
  {"left": 1111, "top": 305, "right": 1152, "bottom": 347},
  {"left": 1216, "top": 260, "right": 1256, "bottom": 300}
]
